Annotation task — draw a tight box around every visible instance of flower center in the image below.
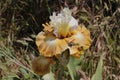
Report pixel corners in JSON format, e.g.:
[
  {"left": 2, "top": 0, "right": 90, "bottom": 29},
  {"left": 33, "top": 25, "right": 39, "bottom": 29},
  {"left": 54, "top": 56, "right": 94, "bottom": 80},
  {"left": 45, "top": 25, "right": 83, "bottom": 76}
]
[{"left": 57, "top": 23, "right": 70, "bottom": 38}]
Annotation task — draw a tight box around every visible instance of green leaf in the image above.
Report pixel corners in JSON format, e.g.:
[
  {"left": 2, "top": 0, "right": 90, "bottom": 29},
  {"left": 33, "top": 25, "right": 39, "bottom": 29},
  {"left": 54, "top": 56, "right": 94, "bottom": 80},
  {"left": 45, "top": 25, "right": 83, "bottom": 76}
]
[
  {"left": 1, "top": 73, "right": 19, "bottom": 80},
  {"left": 67, "top": 56, "right": 78, "bottom": 80},
  {"left": 0, "top": 62, "right": 7, "bottom": 71},
  {"left": 91, "top": 54, "right": 104, "bottom": 80},
  {"left": 7, "top": 73, "right": 20, "bottom": 79},
  {"left": 19, "top": 68, "right": 29, "bottom": 79},
  {"left": 74, "top": 55, "right": 84, "bottom": 70}
]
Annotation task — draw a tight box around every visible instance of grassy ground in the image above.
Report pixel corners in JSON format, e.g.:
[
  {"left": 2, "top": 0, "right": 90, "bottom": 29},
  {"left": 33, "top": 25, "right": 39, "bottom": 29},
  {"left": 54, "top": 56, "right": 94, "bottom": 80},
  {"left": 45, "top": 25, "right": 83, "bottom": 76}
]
[{"left": 0, "top": 0, "right": 120, "bottom": 80}]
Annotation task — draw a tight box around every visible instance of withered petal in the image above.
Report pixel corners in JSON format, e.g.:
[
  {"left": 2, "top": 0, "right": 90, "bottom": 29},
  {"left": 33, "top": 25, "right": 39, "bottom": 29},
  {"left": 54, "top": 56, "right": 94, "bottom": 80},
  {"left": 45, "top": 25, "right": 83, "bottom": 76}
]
[{"left": 31, "top": 56, "right": 54, "bottom": 75}]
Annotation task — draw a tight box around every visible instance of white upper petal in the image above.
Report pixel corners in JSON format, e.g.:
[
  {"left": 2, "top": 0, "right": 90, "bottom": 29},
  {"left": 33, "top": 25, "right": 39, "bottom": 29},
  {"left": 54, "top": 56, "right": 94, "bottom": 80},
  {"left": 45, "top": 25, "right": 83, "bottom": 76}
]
[
  {"left": 69, "top": 17, "right": 78, "bottom": 30},
  {"left": 49, "top": 8, "right": 78, "bottom": 37}
]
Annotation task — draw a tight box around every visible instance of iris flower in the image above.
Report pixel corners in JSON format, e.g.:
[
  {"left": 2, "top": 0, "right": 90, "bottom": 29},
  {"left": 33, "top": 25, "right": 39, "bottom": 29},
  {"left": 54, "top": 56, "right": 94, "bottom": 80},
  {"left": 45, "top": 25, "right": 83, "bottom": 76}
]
[{"left": 36, "top": 8, "right": 92, "bottom": 58}]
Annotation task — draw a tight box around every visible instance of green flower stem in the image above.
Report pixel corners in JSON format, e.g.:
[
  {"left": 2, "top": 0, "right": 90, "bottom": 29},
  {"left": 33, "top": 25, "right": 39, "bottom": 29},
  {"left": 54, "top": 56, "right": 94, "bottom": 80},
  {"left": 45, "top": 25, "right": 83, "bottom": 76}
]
[{"left": 57, "top": 64, "right": 64, "bottom": 80}]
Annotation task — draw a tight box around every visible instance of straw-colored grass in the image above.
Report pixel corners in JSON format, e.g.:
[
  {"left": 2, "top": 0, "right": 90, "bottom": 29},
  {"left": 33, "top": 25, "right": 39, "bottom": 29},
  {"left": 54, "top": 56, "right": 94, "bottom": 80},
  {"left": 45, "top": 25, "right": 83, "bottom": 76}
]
[{"left": 0, "top": 0, "right": 120, "bottom": 80}]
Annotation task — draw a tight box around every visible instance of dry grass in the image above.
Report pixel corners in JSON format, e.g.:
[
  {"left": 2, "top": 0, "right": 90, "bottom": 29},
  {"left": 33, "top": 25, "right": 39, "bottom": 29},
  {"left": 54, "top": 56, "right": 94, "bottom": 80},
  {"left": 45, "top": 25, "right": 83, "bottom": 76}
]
[{"left": 0, "top": 0, "right": 120, "bottom": 80}]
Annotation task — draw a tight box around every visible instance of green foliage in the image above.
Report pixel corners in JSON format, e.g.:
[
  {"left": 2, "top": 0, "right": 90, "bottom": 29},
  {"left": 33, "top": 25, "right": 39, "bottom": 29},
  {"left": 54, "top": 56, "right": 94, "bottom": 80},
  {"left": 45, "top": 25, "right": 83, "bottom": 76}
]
[
  {"left": 67, "top": 56, "right": 77, "bottom": 80},
  {"left": 91, "top": 54, "right": 104, "bottom": 80},
  {"left": 67, "top": 56, "right": 83, "bottom": 80}
]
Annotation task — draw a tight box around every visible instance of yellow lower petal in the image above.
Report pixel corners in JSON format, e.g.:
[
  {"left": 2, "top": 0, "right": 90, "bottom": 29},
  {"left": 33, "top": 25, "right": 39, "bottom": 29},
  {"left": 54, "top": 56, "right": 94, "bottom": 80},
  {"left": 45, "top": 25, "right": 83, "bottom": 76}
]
[
  {"left": 36, "top": 32, "right": 68, "bottom": 57},
  {"left": 68, "top": 46, "right": 84, "bottom": 58},
  {"left": 67, "top": 25, "right": 92, "bottom": 50}
]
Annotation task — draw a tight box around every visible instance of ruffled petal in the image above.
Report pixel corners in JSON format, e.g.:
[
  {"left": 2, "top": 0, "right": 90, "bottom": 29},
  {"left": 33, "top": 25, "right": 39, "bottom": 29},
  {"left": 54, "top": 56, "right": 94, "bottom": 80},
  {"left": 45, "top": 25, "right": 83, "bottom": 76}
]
[
  {"left": 69, "top": 17, "right": 78, "bottom": 30},
  {"left": 68, "top": 25, "right": 92, "bottom": 50},
  {"left": 68, "top": 46, "right": 83, "bottom": 58},
  {"left": 36, "top": 32, "right": 68, "bottom": 57},
  {"left": 65, "top": 25, "right": 92, "bottom": 58},
  {"left": 49, "top": 8, "right": 78, "bottom": 38}
]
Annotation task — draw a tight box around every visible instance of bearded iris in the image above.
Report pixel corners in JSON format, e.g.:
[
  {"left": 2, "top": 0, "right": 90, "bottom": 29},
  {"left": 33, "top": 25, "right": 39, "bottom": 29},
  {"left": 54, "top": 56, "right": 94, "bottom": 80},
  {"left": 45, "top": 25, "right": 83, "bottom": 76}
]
[{"left": 36, "top": 8, "right": 92, "bottom": 58}]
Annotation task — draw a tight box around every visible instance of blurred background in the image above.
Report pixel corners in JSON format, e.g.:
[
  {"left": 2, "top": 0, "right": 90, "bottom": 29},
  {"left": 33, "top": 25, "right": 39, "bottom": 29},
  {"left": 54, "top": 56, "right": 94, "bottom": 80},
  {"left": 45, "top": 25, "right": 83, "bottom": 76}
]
[{"left": 0, "top": 0, "right": 120, "bottom": 80}]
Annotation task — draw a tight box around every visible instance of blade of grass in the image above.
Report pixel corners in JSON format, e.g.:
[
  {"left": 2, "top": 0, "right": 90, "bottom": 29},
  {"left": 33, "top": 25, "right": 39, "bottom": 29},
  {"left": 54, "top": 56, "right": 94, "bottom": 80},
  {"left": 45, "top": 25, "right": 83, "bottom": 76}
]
[
  {"left": 0, "top": 46, "right": 38, "bottom": 76},
  {"left": 91, "top": 54, "right": 104, "bottom": 80}
]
